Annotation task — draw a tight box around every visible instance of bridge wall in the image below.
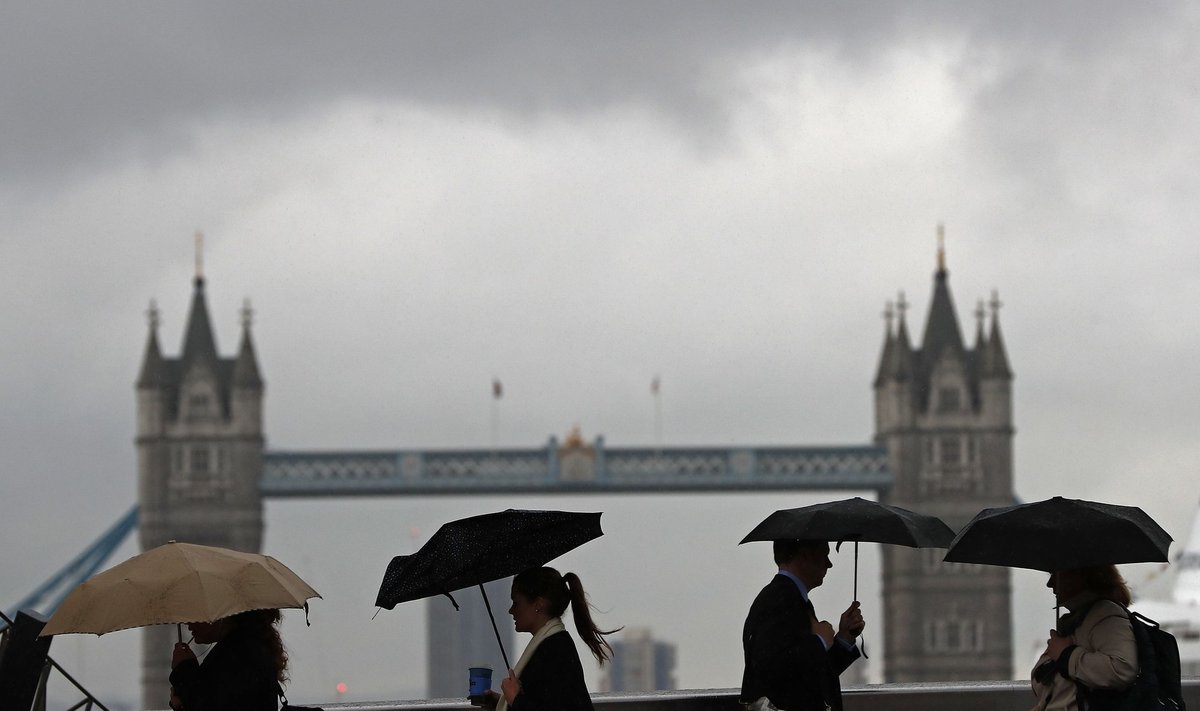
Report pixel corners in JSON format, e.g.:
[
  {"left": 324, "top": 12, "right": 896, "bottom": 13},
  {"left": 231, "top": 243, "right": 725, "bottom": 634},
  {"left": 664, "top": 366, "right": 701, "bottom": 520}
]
[{"left": 152, "top": 680, "right": 1200, "bottom": 711}]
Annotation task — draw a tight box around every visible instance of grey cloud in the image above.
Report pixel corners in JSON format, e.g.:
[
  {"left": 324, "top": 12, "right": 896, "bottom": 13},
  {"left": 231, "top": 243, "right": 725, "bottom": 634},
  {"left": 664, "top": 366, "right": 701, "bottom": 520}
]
[{"left": 2, "top": 2, "right": 1175, "bottom": 184}]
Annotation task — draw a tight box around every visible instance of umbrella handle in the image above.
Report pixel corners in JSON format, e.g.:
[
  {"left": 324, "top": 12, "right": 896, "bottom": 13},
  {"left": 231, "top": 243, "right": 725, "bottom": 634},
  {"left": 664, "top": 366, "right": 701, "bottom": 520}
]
[
  {"left": 852, "top": 542, "right": 868, "bottom": 659},
  {"left": 177, "top": 623, "right": 183, "bottom": 643},
  {"left": 853, "top": 541, "right": 858, "bottom": 601},
  {"left": 479, "top": 584, "right": 512, "bottom": 671}
]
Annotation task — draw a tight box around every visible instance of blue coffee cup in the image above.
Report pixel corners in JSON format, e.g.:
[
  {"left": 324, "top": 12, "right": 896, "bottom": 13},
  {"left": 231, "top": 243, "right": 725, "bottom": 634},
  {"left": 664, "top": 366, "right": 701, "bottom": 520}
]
[{"left": 468, "top": 666, "right": 493, "bottom": 699}]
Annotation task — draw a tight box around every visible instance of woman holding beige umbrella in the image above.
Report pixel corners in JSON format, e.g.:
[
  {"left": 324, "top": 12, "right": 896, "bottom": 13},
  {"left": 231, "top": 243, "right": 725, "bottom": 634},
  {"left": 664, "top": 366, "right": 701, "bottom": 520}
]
[
  {"left": 40, "top": 541, "right": 319, "bottom": 710},
  {"left": 169, "top": 608, "right": 289, "bottom": 711}
]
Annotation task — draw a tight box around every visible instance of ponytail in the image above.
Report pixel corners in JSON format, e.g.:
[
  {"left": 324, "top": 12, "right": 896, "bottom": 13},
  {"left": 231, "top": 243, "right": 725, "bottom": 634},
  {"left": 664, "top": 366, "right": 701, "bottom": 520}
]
[
  {"left": 512, "top": 567, "right": 623, "bottom": 665},
  {"left": 562, "top": 572, "right": 621, "bottom": 664}
]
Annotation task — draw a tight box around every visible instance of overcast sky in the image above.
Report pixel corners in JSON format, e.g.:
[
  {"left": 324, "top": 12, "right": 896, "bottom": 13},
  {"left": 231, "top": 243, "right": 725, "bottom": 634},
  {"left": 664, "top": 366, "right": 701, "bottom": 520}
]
[{"left": 3, "top": 2, "right": 1199, "bottom": 708}]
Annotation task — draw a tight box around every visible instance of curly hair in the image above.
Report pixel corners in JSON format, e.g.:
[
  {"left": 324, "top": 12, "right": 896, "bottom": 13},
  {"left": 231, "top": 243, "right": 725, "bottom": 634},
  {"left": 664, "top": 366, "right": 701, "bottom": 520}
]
[
  {"left": 229, "top": 608, "right": 289, "bottom": 683},
  {"left": 1078, "top": 565, "right": 1133, "bottom": 606}
]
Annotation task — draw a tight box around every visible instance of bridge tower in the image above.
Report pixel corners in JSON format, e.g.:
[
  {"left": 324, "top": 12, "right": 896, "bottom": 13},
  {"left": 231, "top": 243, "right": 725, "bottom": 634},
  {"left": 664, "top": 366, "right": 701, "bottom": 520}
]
[
  {"left": 874, "top": 231, "right": 1014, "bottom": 681},
  {"left": 135, "top": 260, "right": 265, "bottom": 707}
]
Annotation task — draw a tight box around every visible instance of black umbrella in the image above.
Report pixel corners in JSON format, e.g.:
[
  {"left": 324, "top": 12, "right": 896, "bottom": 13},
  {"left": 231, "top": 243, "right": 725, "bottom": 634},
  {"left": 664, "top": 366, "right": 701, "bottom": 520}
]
[
  {"left": 943, "top": 496, "right": 1172, "bottom": 571},
  {"left": 740, "top": 496, "right": 955, "bottom": 600},
  {"left": 376, "top": 509, "right": 604, "bottom": 669}
]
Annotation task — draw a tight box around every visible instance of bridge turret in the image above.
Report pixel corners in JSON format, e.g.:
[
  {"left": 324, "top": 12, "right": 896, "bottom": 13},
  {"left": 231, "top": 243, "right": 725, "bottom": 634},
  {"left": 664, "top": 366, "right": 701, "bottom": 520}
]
[
  {"left": 135, "top": 250, "right": 266, "bottom": 708},
  {"left": 874, "top": 227, "right": 1015, "bottom": 683},
  {"left": 873, "top": 294, "right": 917, "bottom": 436},
  {"left": 136, "top": 300, "right": 167, "bottom": 439}
]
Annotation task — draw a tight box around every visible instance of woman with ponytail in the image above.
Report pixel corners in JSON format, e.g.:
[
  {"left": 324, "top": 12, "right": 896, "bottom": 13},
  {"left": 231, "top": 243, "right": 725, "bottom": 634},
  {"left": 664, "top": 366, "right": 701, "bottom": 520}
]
[{"left": 489, "top": 567, "right": 620, "bottom": 711}]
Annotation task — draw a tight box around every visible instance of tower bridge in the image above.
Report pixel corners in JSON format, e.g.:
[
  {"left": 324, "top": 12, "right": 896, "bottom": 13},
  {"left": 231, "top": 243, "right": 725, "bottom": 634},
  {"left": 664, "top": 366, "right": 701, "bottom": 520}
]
[{"left": 117, "top": 233, "right": 1013, "bottom": 707}]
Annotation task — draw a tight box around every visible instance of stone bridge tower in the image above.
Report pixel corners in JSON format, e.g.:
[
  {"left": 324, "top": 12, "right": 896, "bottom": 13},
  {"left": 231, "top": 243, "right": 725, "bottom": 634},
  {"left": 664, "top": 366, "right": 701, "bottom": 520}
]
[
  {"left": 874, "top": 232, "right": 1014, "bottom": 681},
  {"left": 135, "top": 256, "right": 265, "bottom": 708}
]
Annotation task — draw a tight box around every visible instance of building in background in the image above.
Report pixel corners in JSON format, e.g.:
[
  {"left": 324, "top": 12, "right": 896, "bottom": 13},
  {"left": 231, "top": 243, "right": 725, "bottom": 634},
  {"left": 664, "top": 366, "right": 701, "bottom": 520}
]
[
  {"left": 133, "top": 235, "right": 1017, "bottom": 698},
  {"left": 874, "top": 236, "right": 1015, "bottom": 681},
  {"left": 135, "top": 268, "right": 266, "bottom": 708},
  {"left": 427, "top": 577, "right": 514, "bottom": 699},
  {"left": 600, "top": 627, "right": 676, "bottom": 692}
]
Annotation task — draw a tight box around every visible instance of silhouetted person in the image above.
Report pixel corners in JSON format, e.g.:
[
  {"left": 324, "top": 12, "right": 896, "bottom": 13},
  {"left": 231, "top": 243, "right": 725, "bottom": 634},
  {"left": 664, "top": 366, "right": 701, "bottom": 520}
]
[
  {"left": 1031, "top": 565, "right": 1137, "bottom": 711},
  {"left": 487, "top": 567, "right": 619, "bottom": 711},
  {"left": 740, "top": 540, "right": 864, "bottom": 711},
  {"left": 169, "top": 609, "right": 288, "bottom": 711}
]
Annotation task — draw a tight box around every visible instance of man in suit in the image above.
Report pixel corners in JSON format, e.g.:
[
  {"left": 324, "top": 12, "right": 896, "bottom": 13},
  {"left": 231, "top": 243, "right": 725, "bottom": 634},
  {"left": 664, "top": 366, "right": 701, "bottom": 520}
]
[{"left": 740, "top": 539, "right": 865, "bottom": 711}]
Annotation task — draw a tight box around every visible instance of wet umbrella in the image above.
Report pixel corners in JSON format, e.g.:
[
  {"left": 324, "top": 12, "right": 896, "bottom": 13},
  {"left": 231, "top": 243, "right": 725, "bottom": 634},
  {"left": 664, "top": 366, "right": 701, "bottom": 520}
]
[
  {"left": 944, "top": 496, "right": 1172, "bottom": 571},
  {"left": 40, "top": 541, "right": 320, "bottom": 637},
  {"left": 740, "top": 497, "right": 953, "bottom": 659},
  {"left": 376, "top": 509, "right": 603, "bottom": 669},
  {"left": 740, "top": 496, "right": 955, "bottom": 599},
  {"left": 734, "top": 494, "right": 950, "bottom": 605}
]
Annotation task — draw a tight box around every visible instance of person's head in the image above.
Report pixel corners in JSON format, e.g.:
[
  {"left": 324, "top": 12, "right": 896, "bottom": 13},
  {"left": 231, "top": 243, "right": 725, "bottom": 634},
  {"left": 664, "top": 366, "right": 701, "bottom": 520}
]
[
  {"left": 510, "top": 567, "right": 621, "bottom": 664},
  {"left": 774, "top": 539, "right": 833, "bottom": 590},
  {"left": 185, "top": 617, "right": 234, "bottom": 645},
  {"left": 188, "top": 608, "right": 288, "bottom": 681},
  {"left": 509, "top": 569, "right": 556, "bottom": 634},
  {"left": 1047, "top": 565, "right": 1131, "bottom": 607},
  {"left": 511, "top": 567, "right": 571, "bottom": 623}
]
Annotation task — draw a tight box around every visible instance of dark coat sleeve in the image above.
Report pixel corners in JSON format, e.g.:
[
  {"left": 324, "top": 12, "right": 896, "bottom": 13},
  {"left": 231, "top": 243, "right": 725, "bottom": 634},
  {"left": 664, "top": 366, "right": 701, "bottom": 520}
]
[
  {"left": 509, "top": 631, "right": 595, "bottom": 711},
  {"left": 168, "top": 634, "right": 280, "bottom": 711},
  {"left": 741, "top": 576, "right": 860, "bottom": 711}
]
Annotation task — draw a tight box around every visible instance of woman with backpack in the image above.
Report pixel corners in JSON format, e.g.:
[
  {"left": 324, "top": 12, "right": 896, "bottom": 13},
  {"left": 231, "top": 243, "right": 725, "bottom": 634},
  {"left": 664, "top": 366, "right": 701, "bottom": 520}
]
[{"left": 1031, "top": 565, "right": 1138, "bottom": 711}]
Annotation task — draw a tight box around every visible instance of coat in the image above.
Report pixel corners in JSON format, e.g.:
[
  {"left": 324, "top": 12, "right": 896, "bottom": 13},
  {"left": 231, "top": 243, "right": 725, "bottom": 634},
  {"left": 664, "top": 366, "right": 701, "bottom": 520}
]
[
  {"left": 740, "top": 575, "right": 860, "bottom": 711},
  {"left": 169, "top": 627, "right": 281, "bottom": 711},
  {"left": 1031, "top": 595, "right": 1138, "bottom": 711},
  {"left": 510, "top": 630, "right": 595, "bottom": 711}
]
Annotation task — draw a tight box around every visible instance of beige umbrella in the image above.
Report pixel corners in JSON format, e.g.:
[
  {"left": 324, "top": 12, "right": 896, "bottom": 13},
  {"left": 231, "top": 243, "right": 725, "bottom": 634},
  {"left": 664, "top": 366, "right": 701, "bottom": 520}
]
[{"left": 41, "top": 541, "right": 320, "bottom": 636}]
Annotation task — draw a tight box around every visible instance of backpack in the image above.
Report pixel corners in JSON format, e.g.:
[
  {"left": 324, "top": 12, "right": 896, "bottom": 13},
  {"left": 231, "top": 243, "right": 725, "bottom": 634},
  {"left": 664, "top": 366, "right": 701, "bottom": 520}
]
[{"left": 1076, "top": 607, "right": 1185, "bottom": 711}]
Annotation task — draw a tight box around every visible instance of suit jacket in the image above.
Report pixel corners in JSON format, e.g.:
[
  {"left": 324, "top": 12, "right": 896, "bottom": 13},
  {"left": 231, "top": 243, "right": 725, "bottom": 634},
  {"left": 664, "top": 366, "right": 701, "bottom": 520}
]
[
  {"left": 740, "top": 575, "right": 860, "bottom": 711},
  {"left": 510, "top": 630, "right": 595, "bottom": 711}
]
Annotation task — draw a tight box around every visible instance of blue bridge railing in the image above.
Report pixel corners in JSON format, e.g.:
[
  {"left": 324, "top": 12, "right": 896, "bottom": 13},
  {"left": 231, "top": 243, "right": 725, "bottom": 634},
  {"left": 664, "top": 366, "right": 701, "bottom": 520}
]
[{"left": 260, "top": 439, "right": 890, "bottom": 497}]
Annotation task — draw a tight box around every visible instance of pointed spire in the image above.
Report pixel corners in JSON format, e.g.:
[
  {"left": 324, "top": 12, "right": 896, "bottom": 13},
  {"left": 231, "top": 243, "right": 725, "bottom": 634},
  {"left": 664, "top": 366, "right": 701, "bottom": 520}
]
[
  {"left": 873, "top": 300, "right": 897, "bottom": 386},
  {"left": 919, "top": 229, "right": 966, "bottom": 366},
  {"left": 180, "top": 268, "right": 219, "bottom": 374},
  {"left": 892, "top": 291, "right": 915, "bottom": 379},
  {"left": 973, "top": 299, "right": 986, "bottom": 351},
  {"left": 936, "top": 222, "right": 946, "bottom": 274},
  {"left": 981, "top": 290, "right": 1012, "bottom": 379},
  {"left": 137, "top": 300, "right": 166, "bottom": 388},
  {"left": 194, "top": 231, "right": 205, "bottom": 285},
  {"left": 233, "top": 299, "right": 264, "bottom": 389}
]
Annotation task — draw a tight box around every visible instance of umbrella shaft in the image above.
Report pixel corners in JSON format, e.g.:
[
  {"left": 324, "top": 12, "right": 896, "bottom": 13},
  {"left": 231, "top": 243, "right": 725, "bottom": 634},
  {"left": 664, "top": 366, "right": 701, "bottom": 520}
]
[{"left": 480, "top": 584, "right": 512, "bottom": 671}]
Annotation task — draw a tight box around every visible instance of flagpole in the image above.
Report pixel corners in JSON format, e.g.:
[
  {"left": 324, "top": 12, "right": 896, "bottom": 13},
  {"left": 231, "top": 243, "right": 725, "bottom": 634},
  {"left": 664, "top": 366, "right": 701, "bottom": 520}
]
[
  {"left": 490, "top": 399, "right": 497, "bottom": 460},
  {"left": 651, "top": 375, "right": 662, "bottom": 458},
  {"left": 490, "top": 378, "right": 502, "bottom": 470}
]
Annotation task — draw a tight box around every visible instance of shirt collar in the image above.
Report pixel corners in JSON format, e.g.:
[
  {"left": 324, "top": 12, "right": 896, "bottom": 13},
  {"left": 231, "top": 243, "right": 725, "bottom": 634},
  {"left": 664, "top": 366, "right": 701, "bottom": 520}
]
[{"left": 777, "top": 569, "right": 811, "bottom": 602}]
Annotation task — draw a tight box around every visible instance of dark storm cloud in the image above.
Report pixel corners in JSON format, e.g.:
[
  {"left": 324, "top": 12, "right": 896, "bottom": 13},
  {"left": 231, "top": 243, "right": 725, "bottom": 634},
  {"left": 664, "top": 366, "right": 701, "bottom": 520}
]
[
  {"left": 1, "top": 1, "right": 1169, "bottom": 184},
  {"left": 4, "top": 3, "right": 1200, "bottom": 704}
]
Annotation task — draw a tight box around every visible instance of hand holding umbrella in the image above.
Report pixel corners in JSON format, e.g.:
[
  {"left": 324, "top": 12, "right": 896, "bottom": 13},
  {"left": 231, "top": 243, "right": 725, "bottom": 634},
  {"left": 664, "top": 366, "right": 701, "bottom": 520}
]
[
  {"left": 944, "top": 497, "right": 1172, "bottom": 711},
  {"left": 741, "top": 497, "right": 954, "bottom": 657},
  {"left": 838, "top": 600, "right": 866, "bottom": 641}
]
